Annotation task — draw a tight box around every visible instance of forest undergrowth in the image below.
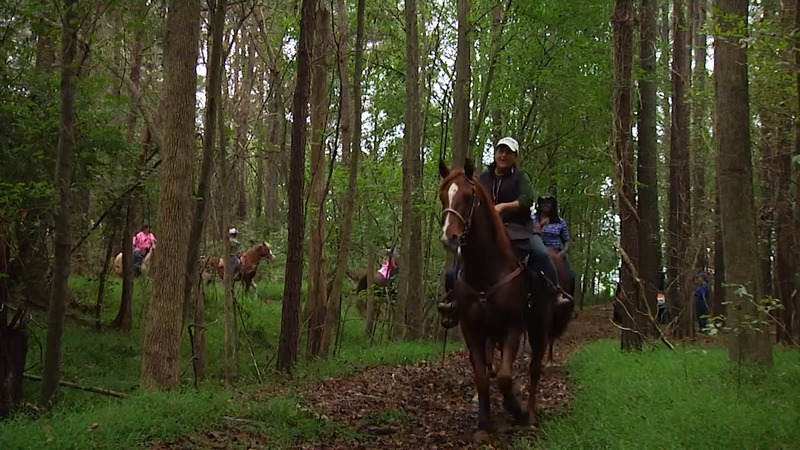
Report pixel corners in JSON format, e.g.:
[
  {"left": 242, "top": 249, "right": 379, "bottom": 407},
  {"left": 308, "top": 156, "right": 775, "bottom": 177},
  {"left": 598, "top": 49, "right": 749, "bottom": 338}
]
[{"left": 0, "top": 275, "right": 446, "bottom": 450}]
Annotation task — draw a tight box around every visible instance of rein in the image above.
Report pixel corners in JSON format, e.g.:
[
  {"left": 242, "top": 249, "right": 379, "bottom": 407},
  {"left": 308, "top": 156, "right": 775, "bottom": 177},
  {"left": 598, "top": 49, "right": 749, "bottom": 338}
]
[{"left": 461, "top": 265, "right": 523, "bottom": 303}]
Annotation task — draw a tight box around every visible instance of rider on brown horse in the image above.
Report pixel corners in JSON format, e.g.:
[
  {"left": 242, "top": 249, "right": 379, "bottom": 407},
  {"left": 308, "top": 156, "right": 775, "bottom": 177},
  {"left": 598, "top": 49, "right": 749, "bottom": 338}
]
[
  {"left": 438, "top": 136, "right": 561, "bottom": 328},
  {"left": 533, "top": 195, "right": 577, "bottom": 289}
]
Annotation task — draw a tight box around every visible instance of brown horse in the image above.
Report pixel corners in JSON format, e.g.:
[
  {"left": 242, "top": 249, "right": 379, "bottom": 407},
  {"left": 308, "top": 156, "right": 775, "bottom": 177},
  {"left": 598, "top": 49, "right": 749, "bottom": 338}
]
[
  {"left": 546, "top": 248, "right": 577, "bottom": 365},
  {"left": 438, "top": 158, "right": 560, "bottom": 435},
  {"left": 200, "top": 241, "right": 275, "bottom": 294}
]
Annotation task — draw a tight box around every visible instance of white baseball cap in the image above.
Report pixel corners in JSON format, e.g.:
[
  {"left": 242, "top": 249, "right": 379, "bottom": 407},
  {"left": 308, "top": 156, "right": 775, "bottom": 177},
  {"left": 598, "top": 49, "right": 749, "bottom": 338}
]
[
  {"left": 495, "top": 137, "right": 519, "bottom": 153},
  {"left": 228, "top": 228, "right": 238, "bottom": 236}
]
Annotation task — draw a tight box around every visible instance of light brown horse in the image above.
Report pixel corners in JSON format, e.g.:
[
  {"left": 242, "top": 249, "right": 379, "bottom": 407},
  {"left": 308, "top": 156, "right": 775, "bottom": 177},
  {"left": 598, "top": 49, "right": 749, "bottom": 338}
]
[
  {"left": 199, "top": 241, "right": 275, "bottom": 294},
  {"left": 112, "top": 245, "right": 154, "bottom": 278},
  {"left": 438, "top": 158, "right": 560, "bottom": 436}
]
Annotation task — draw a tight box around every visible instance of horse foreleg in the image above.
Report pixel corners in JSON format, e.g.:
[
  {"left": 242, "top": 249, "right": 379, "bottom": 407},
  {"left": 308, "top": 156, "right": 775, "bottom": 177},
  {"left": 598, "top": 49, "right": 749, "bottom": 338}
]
[
  {"left": 528, "top": 299, "right": 555, "bottom": 426},
  {"left": 463, "top": 327, "right": 492, "bottom": 435},
  {"left": 497, "top": 331, "right": 526, "bottom": 424}
]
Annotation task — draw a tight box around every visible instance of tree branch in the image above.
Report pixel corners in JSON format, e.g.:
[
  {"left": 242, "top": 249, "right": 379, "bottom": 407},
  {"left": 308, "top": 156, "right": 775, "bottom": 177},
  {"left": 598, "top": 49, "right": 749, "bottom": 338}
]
[
  {"left": 616, "top": 242, "right": 675, "bottom": 350},
  {"left": 23, "top": 373, "right": 130, "bottom": 398}
]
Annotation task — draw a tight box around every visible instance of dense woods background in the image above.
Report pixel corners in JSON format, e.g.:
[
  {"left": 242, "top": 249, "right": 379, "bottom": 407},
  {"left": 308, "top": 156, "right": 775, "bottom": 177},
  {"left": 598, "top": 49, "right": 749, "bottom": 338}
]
[{"left": 1, "top": 0, "right": 799, "bottom": 442}]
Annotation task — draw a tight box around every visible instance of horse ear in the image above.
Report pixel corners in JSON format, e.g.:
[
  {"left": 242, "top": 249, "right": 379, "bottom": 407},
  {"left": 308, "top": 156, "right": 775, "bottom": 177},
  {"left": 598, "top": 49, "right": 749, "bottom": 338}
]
[
  {"left": 438, "top": 158, "right": 450, "bottom": 178},
  {"left": 464, "top": 158, "right": 474, "bottom": 180}
]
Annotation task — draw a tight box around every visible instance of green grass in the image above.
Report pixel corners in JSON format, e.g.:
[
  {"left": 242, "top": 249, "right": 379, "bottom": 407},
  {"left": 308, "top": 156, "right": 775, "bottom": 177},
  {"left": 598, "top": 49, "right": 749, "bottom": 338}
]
[
  {"left": 517, "top": 340, "right": 800, "bottom": 450},
  {"left": 1, "top": 274, "right": 448, "bottom": 449}
]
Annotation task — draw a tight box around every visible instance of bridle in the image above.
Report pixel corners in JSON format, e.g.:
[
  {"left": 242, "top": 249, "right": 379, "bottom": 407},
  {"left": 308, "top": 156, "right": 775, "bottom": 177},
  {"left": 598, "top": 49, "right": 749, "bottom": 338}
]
[{"left": 441, "top": 173, "right": 480, "bottom": 246}]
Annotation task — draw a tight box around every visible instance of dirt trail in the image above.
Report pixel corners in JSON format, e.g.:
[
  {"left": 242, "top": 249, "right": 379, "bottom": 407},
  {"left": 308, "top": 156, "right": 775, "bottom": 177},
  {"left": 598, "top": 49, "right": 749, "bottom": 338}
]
[{"left": 152, "top": 305, "right": 617, "bottom": 450}]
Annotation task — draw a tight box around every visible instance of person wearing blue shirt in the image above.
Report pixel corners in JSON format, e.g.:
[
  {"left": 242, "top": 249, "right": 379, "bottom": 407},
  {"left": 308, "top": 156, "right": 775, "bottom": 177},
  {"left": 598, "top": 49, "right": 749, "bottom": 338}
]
[
  {"left": 532, "top": 195, "right": 576, "bottom": 287},
  {"left": 694, "top": 271, "right": 711, "bottom": 332}
]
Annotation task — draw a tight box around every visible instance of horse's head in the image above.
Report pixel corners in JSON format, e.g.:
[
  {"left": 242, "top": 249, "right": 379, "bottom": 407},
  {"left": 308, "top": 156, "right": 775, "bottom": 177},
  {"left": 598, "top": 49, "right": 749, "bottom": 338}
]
[
  {"left": 438, "top": 158, "right": 479, "bottom": 252},
  {"left": 258, "top": 241, "right": 276, "bottom": 261}
]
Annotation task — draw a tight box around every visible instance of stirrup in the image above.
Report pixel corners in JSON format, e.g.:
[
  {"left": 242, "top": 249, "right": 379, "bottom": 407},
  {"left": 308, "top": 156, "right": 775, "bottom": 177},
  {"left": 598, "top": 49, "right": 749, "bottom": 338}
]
[{"left": 537, "top": 270, "right": 575, "bottom": 303}]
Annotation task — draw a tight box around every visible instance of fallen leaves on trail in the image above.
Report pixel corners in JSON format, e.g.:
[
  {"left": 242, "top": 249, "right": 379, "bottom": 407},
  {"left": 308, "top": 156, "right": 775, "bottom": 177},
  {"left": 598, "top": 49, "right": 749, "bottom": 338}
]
[{"left": 151, "top": 306, "right": 617, "bottom": 450}]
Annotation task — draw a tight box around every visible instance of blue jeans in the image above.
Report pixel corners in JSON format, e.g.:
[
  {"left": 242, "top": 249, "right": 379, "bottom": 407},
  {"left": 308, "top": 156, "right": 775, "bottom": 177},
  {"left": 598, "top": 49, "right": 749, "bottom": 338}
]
[
  {"left": 696, "top": 300, "right": 709, "bottom": 331},
  {"left": 133, "top": 250, "right": 143, "bottom": 267},
  {"left": 231, "top": 254, "right": 241, "bottom": 273},
  {"left": 529, "top": 234, "right": 559, "bottom": 289}
]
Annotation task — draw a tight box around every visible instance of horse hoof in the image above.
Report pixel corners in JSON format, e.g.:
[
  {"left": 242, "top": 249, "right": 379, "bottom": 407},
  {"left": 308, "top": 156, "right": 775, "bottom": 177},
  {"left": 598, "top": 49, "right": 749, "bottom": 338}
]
[{"left": 473, "top": 430, "right": 491, "bottom": 443}]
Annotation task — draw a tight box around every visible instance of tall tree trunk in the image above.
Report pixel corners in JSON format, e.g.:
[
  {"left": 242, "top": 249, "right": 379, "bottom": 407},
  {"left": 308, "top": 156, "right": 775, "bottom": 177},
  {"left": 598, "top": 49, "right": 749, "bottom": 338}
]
[
  {"left": 690, "top": 0, "right": 709, "bottom": 272},
  {"left": 451, "top": 0, "right": 470, "bottom": 168},
  {"left": 713, "top": 181, "right": 726, "bottom": 316},
  {"left": 40, "top": 0, "right": 79, "bottom": 408},
  {"left": 668, "top": 0, "right": 693, "bottom": 338},
  {"left": 397, "top": 0, "right": 424, "bottom": 339},
  {"left": 660, "top": 1, "right": 671, "bottom": 153},
  {"left": 775, "top": 0, "right": 797, "bottom": 343},
  {"left": 757, "top": 0, "right": 780, "bottom": 301},
  {"left": 116, "top": 16, "right": 146, "bottom": 331},
  {"left": 277, "top": 0, "right": 315, "bottom": 373},
  {"left": 263, "top": 57, "right": 283, "bottom": 230},
  {"left": 794, "top": 0, "right": 800, "bottom": 341},
  {"left": 714, "top": 0, "right": 773, "bottom": 365},
  {"left": 612, "top": 0, "right": 640, "bottom": 351},
  {"left": 235, "top": 30, "right": 254, "bottom": 221},
  {"left": 140, "top": 0, "right": 200, "bottom": 390},
  {"left": 1, "top": 222, "right": 28, "bottom": 419},
  {"left": 756, "top": 108, "right": 776, "bottom": 299},
  {"left": 306, "top": 4, "right": 332, "bottom": 359},
  {"left": 184, "top": 0, "right": 226, "bottom": 324},
  {"left": 321, "top": 0, "right": 365, "bottom": 356},
  {"left": 470, "top": 0, "right": 509, "bottom": 153},
  {"left": 637, "top": 0, "right": 661, "bottom": 334},
  {"left": 220, "top": 72, "right": 237, "bottom": 385}
]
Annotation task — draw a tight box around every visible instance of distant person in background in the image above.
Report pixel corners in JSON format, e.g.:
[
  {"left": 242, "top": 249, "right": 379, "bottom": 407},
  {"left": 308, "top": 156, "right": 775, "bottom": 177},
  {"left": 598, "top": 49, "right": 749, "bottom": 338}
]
[
  {"left": 376, "top": 246, "right": 399, "bottom": 286},
  {"left": 228, "top": 227, "right": 242, "bottom": 274},
  {"left": 132, "top": 224, "right": 156, "bottom": 270},
  {"left": 695, "top": 271, "right": 711, "bottom": 332},
  {"left": 656, "top": 291, "right": 667, "bottom": 324}
]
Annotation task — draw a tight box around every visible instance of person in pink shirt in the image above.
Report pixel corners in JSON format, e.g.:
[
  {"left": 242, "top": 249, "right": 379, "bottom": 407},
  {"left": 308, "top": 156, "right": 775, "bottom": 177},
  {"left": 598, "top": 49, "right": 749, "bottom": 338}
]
[
  {"left": 375, "top": 246, "right": 399, "bottom": 286},
  {"left": 132, "top": 224, "right": 156, "bottom": 268}
]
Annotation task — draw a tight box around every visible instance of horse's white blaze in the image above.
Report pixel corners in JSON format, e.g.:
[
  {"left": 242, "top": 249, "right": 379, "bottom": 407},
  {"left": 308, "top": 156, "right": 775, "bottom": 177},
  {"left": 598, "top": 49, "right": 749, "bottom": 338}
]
[{"left": 441, "top": 182, "right": 459, "bottom": 241}]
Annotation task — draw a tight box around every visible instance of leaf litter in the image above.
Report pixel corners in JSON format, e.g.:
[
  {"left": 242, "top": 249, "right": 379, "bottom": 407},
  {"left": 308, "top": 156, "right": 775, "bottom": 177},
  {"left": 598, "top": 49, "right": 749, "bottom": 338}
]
[{"left": 151, "top": 305, "right": 617, "bottom": 450}]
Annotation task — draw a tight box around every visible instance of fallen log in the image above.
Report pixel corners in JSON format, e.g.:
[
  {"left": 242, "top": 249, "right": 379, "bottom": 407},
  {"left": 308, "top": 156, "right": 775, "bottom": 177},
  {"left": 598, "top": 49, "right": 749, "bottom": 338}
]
[{"left": 22, "top": 374, "right": 130, "bottom": 399}]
